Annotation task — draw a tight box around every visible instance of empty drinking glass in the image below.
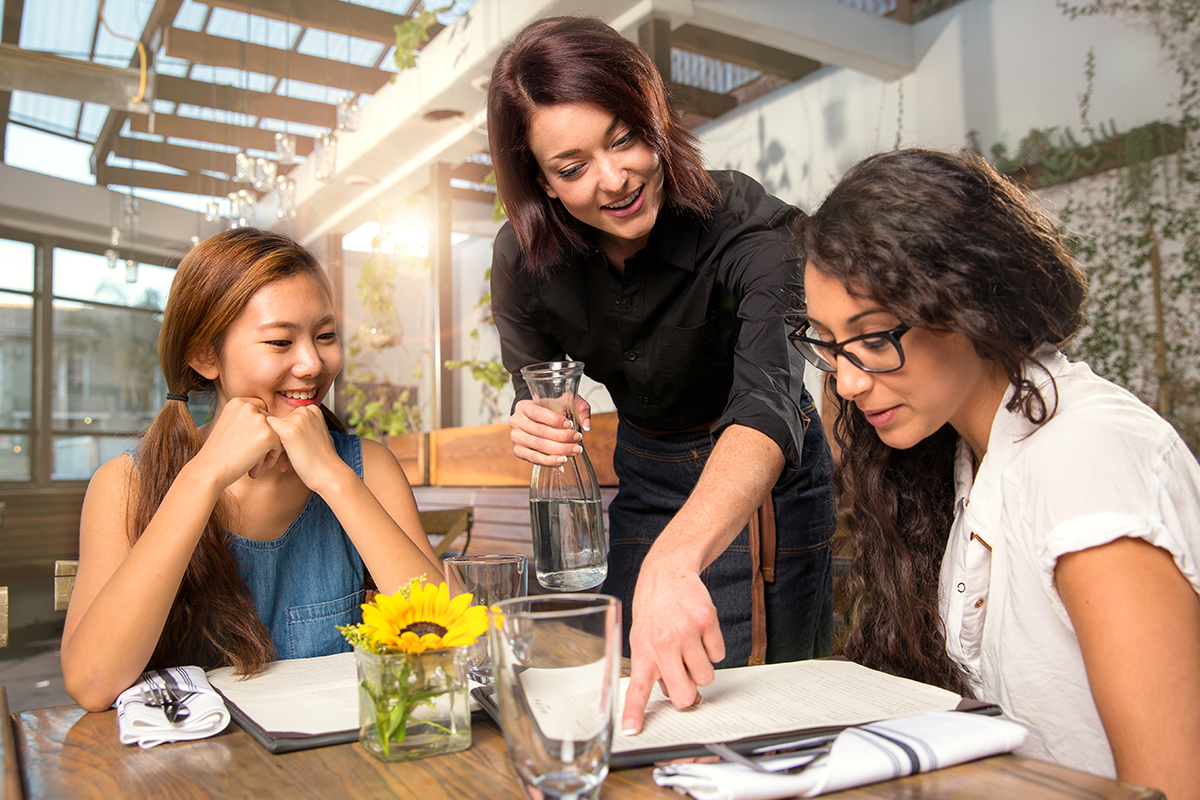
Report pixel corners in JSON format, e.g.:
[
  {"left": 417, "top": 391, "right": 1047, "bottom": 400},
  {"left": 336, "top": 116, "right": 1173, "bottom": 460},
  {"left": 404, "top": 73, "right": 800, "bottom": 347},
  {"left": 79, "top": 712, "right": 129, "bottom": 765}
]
[
  {"left": 489, "top": 594, "right": 621, "bottom": 800},
  {"left": 443, "top": 554, "right": 528, "bottom": 684}
]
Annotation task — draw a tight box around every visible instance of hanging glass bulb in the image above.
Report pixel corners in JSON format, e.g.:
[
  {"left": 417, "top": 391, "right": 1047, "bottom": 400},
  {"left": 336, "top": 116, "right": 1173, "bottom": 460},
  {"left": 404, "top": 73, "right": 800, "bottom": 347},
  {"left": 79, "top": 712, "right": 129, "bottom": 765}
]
[
  {"left": 121, "top": 196, "right": 139, "bottom": 232},
  {"left": 253, "top": 158, "right": 277, "bottom": 191},
  {"left": 124, "top": 259, "right": 139, "bottom": 284},
  {"left": 110, "top": 226, "right": 121, "bottom": 247},
  {"left": 274, "top": 175, "right": 296, "bottom": 219},
  {"left": 337, "top": 96, "right": 360, "bottom": 132},
  {"left": 275, "top": 132, "right": 297, "bottom": 166},
  {"left": 190, "top": 235, "right": 200, "bottom": 248},
  {"left": 314, "top": 133, "right": 337, "bottom": 183},
  {"left": 236, "top": 189, "right": 256, "bottom": 228},
  {"left": 105, "top": 249, "right": 118, "bottom": 269},
  {"left": 227, "top": 190, "right": 242, "bottom": 229},
  {"left": 205, "top": 201, "right": 220, "bottom": 223},
  {"left": 235, "top": 151, "right": 253, "bottom": 184}
]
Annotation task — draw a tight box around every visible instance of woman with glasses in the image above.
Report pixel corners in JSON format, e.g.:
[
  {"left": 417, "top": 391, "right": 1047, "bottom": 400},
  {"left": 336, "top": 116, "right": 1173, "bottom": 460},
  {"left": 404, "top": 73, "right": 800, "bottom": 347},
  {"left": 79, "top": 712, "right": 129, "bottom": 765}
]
[
  {"left": 488, "top": 16, "right": 836, "bottom": 735},
  {"left": 799, "top": 147, "right": 1200, "bottom": 798}
]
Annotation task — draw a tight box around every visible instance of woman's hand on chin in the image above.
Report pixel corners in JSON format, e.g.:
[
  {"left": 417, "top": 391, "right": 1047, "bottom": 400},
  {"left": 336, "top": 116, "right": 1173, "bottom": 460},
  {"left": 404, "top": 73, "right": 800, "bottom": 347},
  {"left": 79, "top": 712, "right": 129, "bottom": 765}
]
[
  {"left": 265, "top": 404, "right": 346, "bottom": 493},
  {"left": 193, "top": 396, "right": 284, "bottom": 485}
]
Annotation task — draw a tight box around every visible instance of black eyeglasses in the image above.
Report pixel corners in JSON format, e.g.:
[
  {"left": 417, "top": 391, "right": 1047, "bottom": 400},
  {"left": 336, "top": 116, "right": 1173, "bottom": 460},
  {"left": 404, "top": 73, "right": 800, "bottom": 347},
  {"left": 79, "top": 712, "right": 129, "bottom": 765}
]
[{"left": 788, "top": 323, "right": 911, "bottom": 374}]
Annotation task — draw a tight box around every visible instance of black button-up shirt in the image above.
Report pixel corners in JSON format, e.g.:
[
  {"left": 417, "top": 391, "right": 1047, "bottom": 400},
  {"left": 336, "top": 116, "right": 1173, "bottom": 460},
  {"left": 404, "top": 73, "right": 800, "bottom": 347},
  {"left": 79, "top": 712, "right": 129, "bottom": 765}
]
[{"left": 491, "top": 170, "right": 811, "bottom": 475}]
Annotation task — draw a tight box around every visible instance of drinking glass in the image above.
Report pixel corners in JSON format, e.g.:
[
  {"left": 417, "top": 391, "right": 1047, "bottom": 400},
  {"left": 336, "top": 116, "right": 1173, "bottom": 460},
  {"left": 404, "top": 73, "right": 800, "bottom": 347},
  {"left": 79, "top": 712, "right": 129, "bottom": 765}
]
[
  {"left": 443, "top": 554, "right": 528, "bottom": 684},
  {"left": 489, "top": 595, "right": 621, "bottom": 800}
]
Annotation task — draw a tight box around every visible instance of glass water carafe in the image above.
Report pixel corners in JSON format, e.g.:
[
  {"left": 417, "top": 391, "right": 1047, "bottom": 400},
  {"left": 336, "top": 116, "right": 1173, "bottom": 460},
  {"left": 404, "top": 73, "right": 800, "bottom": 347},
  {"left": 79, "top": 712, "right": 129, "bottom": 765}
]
[{"left": 520, "top": 361, "right": 607, "bottom": 591}]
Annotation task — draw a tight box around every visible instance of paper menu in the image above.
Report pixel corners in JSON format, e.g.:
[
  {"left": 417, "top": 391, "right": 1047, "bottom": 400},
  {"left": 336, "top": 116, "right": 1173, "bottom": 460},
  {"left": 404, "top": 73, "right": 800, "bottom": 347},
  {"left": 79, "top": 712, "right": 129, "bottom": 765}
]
[
  {"left": 612, "top": 659, "right": 962, "bottom": 754},
  {"left": 207, "top": 651, "right": 360, "bottom": 736}
]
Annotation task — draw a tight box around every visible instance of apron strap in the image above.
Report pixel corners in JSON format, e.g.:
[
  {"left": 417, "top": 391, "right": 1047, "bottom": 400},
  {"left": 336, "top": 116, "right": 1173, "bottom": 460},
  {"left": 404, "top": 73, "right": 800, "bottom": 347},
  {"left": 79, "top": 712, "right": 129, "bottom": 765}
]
[{"left": 748, "top": 494, "right": 777, "bottom": 666}]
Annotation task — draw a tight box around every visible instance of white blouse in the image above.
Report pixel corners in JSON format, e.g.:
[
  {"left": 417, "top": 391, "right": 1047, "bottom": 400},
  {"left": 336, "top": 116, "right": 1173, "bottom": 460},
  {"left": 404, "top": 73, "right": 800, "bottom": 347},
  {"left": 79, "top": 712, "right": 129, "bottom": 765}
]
[{"left": 938, "top": 347, "right": 1200, "bottom": 777}]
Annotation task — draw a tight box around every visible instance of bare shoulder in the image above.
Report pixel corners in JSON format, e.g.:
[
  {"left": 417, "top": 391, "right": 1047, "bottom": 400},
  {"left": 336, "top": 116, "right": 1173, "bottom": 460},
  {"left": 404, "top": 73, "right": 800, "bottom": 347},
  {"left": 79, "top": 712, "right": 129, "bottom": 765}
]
[{"left": 358, "top": 437, "right": 413, "bottom": 486}]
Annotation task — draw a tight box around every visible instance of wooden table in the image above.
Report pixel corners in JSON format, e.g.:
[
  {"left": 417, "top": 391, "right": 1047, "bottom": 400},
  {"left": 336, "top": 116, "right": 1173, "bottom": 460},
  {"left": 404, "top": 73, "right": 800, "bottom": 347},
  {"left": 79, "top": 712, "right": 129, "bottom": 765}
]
[{"left": 8, "top": 704, "right": 1164, "bottom": 800}]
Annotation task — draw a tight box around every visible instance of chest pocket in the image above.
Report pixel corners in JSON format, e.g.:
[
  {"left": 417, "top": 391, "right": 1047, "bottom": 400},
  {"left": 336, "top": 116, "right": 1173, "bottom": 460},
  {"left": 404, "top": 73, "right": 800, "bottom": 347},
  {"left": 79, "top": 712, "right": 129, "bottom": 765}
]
[
  {"left": 658, "top": 316, "right": 733, "bottom": 391},
  {"left": 283, "top": 589, "right": 365, "bottom": 660},
  {"left": 956, "top": 532, "right": 994, "bottom": 667}
]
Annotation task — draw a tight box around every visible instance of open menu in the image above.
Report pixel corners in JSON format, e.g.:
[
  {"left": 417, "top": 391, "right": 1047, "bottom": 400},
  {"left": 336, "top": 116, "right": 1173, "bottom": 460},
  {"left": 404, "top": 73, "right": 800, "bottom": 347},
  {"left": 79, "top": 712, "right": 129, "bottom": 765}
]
[
  {"left": 473, "top": 659, "right": 996, "bottom": 769},
  {"left": 207, "top": 651, "right": 484, "bottom": 754}
]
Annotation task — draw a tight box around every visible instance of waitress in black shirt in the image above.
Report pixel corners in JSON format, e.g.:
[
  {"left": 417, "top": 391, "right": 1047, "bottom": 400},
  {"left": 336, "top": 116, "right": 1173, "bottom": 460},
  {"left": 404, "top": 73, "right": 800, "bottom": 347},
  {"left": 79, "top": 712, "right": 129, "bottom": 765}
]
[{"left": 487, "top": 16, "right": 835, "bottom": 735}]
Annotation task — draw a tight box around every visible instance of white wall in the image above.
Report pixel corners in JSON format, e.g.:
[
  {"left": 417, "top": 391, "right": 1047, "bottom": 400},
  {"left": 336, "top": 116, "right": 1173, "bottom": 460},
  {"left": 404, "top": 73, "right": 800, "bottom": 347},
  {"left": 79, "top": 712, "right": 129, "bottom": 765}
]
[
  {"left": 700, "top": 0, "right": 1177, "bottom": 212},
  {"left": 696, "top": 0, "right": 1180, "bottom": 412}
]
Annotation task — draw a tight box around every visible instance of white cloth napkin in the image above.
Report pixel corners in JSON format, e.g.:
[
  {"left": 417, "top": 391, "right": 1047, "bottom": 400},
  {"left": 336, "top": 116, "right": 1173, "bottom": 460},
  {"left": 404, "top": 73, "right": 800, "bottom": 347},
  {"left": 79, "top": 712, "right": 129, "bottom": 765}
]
[
  {"left": 115, "top": 666, "right": 231, "bottom": 749},
  {"left": 653, "top": 711, "right": 1028, "bottom": 800}
]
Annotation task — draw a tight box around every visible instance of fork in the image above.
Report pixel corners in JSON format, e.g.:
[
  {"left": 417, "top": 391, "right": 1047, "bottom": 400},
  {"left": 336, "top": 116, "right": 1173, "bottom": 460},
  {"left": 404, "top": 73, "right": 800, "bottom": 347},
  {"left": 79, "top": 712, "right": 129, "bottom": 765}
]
[
  {"left": 139, "top": 685, "right": 190, "bottom": 724},
  {"left": 703, "top": 741, "right": 831, "bottom": 775}
]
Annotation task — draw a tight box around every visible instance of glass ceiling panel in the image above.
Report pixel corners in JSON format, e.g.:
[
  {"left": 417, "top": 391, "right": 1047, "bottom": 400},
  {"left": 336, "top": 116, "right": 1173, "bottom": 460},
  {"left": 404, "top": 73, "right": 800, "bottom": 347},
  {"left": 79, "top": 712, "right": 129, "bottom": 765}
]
[
  {"left": 20, "top": 0, "right": 98, "bottom": 59},
  {"left": 174, "top": 0, "right": 209, "bottom": 32},
  {"left": 10, "top": 92, "right": 81, "bottom": 138},
  {"left": 154, "top": 53, "right": 191, "bottom": 77},
  {"left": 79, "top": 103, "right": 110, "bottom": 142},
  {"left": 174, "top": 104, "right": 256, "bottom": 128},
  {"left": 94, "top": 0, "right": 153, "bottom": 67},
  {"left": 119, "top": 119, "right": 164, "bottom": 142},
  {"left": 257, "top": 117, "right": 327, "bottom": 139},
  {"left": 189, "top": 64, "right": 277, "bottom": 95},
  {"left": 295, "top": 29, "right": 383, "bottom": 67},
  {"left": 277, "top": 77, "right": 347, "bottom": 103},
  {"left": 5, "top": 126, "right": 95, "bottom": 185},
  {"left": 206, "top": 8, "right": 300, "bottom": 51},
  {"left": 105, "top": 154, "right": 189, "bottom": 177}
]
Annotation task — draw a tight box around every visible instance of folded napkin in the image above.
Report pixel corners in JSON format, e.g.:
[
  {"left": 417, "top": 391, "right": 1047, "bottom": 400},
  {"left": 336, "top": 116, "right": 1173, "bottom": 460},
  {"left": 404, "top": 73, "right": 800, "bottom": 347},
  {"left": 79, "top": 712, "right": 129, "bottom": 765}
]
[
  {"left": 653, "top": 711, "right": 1028, "bottom": 800},
  {"left": 115, "top": 666, "right": 231, "bottom": 749}
]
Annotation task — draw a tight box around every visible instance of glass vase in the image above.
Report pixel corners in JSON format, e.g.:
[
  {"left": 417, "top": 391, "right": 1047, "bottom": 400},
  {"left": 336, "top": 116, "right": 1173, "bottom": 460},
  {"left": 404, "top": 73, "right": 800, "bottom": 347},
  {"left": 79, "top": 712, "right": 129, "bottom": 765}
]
[{"left": 354, "top": 645, "right": 471, "bottom": 761}]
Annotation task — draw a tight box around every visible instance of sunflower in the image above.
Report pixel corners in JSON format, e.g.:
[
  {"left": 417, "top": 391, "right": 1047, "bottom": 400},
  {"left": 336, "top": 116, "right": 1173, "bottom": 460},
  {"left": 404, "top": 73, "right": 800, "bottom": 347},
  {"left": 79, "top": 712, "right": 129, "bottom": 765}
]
[{"left": 347, "top": 578, "right": 488, "bottom": 655}]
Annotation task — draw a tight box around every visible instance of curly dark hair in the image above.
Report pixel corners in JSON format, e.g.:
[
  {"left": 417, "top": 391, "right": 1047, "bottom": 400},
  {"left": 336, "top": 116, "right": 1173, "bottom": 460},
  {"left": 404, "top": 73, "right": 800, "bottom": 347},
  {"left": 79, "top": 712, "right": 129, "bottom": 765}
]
[
  {"left": 487, "top": 16, "right": 719, "bottom": 276},
  {"left": 800, "top": 148, "right": 1087, "bottom": 693}
]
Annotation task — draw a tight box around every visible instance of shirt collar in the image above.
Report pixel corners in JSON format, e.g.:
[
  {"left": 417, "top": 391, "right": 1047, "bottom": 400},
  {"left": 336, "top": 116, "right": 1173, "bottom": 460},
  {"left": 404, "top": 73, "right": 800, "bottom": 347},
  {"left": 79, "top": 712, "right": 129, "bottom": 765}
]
[
  {"left": 635, "top": 202, "right": 704, "bottom": 272},
  {"left": 958, "top": 345, "right": 1068, "bottom": 508}
]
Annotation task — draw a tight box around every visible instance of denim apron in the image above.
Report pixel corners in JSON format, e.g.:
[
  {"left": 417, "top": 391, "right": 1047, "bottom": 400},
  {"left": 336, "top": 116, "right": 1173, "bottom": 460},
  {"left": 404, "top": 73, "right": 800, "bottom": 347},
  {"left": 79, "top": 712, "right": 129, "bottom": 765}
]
[
  {"left": 600, "top": 387, "right": 836, "bottom": 666},
  {"left": 227, "top": 431, "right": 367, "bottom": 660}
]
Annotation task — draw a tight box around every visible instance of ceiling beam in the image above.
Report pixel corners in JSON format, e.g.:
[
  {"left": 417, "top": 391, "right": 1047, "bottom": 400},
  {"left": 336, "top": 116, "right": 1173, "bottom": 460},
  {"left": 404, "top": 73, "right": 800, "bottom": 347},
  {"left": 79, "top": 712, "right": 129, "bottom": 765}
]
[
  {"left": 96, "top": 163, "right": 241, "bottom": 199},
  {"left": 93, "top": 0, "right": 186, "bottom": 176},
  {"left": 205, "top": 0, "right": 413, "bottom": 46},
  {"left": 0, "top": 43, "right": 154, "bottom": 112},
  {"left": 128, "top": 113, "right": 316, "bottom": 156},
  {"left": 114, "top": 137, "right": 239, "bottom": 178},
  {"left": 156, "top": 74, "right": 336, "bottom": 129},
  {"left": 670, "top": 24, "right": 821, "bottom": 82},
  {"left": 666, "top": 81, "right": 738, "bottom": 118},
  {"left": 0, "top": 0, "right": 25, "bottom": 157},
  {"left": 164, "top": 27, "right": 390, "bottom": 97}
]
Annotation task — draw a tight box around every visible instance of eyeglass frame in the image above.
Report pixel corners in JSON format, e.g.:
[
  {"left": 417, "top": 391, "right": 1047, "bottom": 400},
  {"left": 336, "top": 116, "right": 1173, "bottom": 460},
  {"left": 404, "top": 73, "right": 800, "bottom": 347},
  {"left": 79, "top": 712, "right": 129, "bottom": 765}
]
[{"left": 788, "top": 323, "right": 912, "bottom": 374}]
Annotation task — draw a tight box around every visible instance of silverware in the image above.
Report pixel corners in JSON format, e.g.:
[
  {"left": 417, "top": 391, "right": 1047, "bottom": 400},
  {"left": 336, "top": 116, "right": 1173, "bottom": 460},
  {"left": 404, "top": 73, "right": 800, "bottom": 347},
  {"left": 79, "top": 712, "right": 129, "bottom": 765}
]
[
  {"left": 703, "top": 741, "right": 831, "bottom": 775},
  {"left": 156, "top": 670, "right": 192, "bottom": 724}
]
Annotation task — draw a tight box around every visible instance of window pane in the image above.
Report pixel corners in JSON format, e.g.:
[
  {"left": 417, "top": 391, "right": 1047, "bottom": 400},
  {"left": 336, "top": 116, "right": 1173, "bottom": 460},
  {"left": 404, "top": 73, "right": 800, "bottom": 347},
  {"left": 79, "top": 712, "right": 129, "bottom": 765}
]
[
  {"left": 0, "top": 433, "right": 31, "bottom": 480},
  {"left": 0, "top": 291, "right": 34, "bottom": 429},
  {"left": 52, "top": 434, "right": 136, "bottom": 481},
  {"left": 53, "top": 248, "right": 174, "bottom": 311},
  {"left": 53, "top": 300, "right": 165, "bottom": 433},
  {"left": 0, "top": 239, "right": 35, "bottom": 292}
]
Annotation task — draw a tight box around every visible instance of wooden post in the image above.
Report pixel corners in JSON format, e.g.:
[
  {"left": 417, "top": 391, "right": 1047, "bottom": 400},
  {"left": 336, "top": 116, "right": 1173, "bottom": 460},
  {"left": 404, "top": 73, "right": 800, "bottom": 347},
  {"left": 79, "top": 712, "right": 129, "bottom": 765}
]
[{"left": 430, "top": 161, "right": 456, "bottom": 429}]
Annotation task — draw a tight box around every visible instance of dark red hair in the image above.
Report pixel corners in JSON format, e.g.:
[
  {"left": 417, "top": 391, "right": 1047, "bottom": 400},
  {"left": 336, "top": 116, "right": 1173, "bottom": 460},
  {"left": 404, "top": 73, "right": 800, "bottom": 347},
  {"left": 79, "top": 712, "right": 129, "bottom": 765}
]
[{"left": 487, "top": 16, "right": 719, "bottom": 275}]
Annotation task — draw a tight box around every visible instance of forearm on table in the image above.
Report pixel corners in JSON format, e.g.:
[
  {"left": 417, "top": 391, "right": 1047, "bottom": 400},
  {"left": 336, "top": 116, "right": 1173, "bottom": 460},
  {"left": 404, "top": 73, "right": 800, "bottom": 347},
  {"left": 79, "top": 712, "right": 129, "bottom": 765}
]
[
  {"left": 647, "top": 425, "right": 785, "bottom": 572},
  {"left": 63, "top": 461, "right": 224, "bottom": 709}
]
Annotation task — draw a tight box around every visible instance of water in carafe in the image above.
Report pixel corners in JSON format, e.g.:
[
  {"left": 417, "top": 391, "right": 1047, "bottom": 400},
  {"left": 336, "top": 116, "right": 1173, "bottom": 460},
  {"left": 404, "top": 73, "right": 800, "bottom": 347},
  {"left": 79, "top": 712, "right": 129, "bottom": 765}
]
[{"left": 521, "top": 361, "right": 607, "bottom": 591}]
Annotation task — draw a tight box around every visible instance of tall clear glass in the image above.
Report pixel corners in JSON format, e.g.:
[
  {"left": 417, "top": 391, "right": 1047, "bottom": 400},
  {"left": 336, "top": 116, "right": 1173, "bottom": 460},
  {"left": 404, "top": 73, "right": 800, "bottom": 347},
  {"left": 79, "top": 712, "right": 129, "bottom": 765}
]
[
  {"left": 520, "top": 361, "right": 607, "bottom": 592},
  {"left": 489, "top": 595, "right": 621, "bottom": 800}
]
